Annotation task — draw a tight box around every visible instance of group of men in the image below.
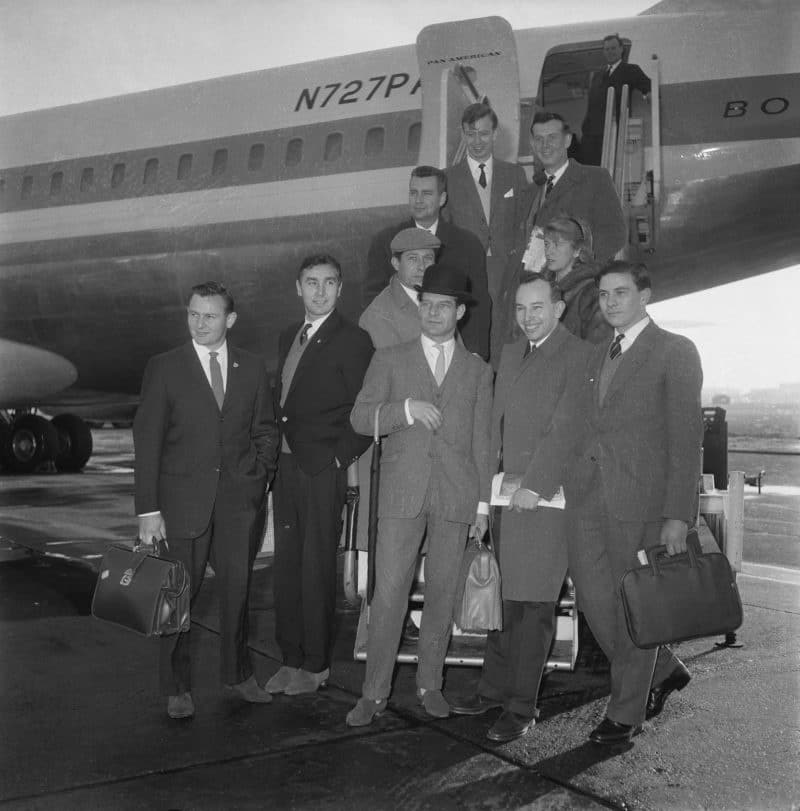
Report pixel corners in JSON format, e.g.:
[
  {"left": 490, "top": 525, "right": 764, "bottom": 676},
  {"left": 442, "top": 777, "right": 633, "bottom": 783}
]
[{"left": 133, "top": 39, "right": 699, "bottom": 749}]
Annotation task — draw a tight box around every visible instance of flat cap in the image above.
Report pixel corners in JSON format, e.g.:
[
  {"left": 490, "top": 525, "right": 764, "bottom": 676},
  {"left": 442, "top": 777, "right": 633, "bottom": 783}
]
[{"left": 390, "top": 227, "right": 441, "bottom": 254}]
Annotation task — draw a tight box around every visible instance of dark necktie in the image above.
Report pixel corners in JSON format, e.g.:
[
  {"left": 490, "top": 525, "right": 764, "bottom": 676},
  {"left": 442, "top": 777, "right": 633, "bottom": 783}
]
[
  {"left": 545, "top": 175, "right": 554, "bottom": 198},
  {"left": 523, "top": 341, "right": 536, "bottom": 360},
  {"left": 609, "top": 333, "right": 624, "bottom": 360},
  {"left": 478, "top": 163, "right": 487, "bottom": 189},
  {"left": 209, "top": 351, "right": 224, "bottom": 409},
  {"left": 299, "top": 323, "right": 312, "bottom": 346}
]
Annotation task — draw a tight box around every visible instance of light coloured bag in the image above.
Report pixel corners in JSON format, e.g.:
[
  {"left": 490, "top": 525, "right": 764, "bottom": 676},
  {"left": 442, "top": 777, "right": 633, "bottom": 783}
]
[{"left": 453, "top": 539, "right": 503, "bottom": 632}]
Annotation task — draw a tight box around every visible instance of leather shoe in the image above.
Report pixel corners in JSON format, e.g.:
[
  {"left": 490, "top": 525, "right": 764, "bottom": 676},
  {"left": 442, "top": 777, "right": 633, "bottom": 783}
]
[
  {"left": 167, "top": 692, "right": 195, "bottom": 719},
  {"left": 284, "top": 667, "right": 329, "bottom": 695},
  {"left": 265, "top": 665, "right": 299, "bottom": 694},
  {"left": 346, "top": 697, "right": 388, "bottom": 727},
  {"left": 449, "top": 693, "right": 503, "bottom": 716},
  {"left": 401, "top": 615, "right": 420, "bottom": 643},
  {"left": 486, "top": 710, "right": 535, "bottom": 743},
  {"left": 589, "top": 717, "right": 641, "bottom": 745},
  {"left": 417, "top": 688, "right": 450, "bottom": 718},
  {"left": 226, "top": 674, "right": 272, "bottom": 703},
  {"left": 647, "top": 664, "right": 691, "bottom": 720}
]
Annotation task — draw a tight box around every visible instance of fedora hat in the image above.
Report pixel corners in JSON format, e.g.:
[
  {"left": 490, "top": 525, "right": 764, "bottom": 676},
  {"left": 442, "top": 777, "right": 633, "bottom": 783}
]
[{"left": 415, "top": 262, "right": 476, "bottom": 305}]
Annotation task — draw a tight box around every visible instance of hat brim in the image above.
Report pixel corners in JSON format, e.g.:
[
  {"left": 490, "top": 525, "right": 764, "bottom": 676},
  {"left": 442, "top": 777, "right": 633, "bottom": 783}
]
[{"left": 414, "top": 285, "right": 477, "bottom": 305}]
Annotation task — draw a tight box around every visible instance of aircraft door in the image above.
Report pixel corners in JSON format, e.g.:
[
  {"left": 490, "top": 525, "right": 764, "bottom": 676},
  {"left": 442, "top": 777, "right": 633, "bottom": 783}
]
[{"left": 415, "top": 16, "right": 521, "bottom": 167}]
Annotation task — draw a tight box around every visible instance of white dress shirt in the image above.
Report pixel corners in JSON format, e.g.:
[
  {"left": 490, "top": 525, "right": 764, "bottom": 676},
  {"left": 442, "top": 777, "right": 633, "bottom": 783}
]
[
  {"left": 301, "top": 309, "right": 335, "bottom": 342},
  {"left": 614, "top": 315, "right": 650, "bottom": 355},
  {"left": 192, "top": 339, "right": 228, "bottom": 393},
  {"left": 467, "top": 154, "right": 493, "bottom": 189}
]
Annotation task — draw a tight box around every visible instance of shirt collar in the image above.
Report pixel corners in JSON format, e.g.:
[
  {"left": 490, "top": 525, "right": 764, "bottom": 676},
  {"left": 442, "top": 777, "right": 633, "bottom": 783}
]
[
  {"left": 398, "top": 280, "right": 419, "bottom": 304},
  {"left": 616, "top": 315, "right": 650, "bottom": 349},
  {"left": 532, "top": 324, "right": 558, "bottom": 350},
  {"left": 415, "top": 219, "right": 439, "bottom": 235},
  {"left": 192, "top": 339, "right": 227, "bottom": 360},
  {"left": 466, "top": 154, "right": 493, "bottom": 175},
  {"left": 608, "top": 59, "right": 622, "bottom": 75},
  {"left": 547, "top": 161, "right": 569, "bottom": 184},
  {"left": 303, "top": 309, "right": 335, "bottom": 339},
  {"left": 421, "top": 333, "right": 455, "bottom": 351}
]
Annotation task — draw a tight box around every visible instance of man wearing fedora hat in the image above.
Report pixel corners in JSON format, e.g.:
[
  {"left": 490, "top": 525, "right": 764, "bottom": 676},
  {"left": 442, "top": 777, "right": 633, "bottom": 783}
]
[
  {"left": 346, "top": 262, "right": 493, "bottom": 726},
  {"left": 358, "top": 227, "right": 439, "bottom": 349}
]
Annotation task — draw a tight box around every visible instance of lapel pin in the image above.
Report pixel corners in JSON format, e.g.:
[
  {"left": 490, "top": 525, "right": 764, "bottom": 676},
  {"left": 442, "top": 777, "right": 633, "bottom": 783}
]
[{"left": 233, "top": 362, "right": 239, "bottom": 368}]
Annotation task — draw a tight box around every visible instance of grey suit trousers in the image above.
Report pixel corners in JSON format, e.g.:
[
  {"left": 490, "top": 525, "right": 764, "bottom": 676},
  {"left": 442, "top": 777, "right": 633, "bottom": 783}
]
[{"left": 362, "top": 499, "right": 469, "bottom": 700}]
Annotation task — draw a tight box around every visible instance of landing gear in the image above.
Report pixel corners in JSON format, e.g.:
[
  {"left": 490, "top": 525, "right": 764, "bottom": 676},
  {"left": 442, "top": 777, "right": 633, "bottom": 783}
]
[
  {"left": 52, "top": 414, "right": 93, "bottom": 472},
  {"left": 0, "top": 412, "right": 92, "bottom": 473}
]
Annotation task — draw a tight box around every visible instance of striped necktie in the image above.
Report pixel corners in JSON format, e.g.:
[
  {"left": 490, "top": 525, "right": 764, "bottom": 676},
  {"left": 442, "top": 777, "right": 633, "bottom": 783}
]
[{"left": 609, "top": 334, "right": 625, "bottom": 360}]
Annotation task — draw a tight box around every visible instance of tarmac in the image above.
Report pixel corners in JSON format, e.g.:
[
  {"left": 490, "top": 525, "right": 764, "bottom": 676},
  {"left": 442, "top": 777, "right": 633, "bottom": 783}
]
[{"left": 0, "top": 432, "right": 798, "bottom": 810}]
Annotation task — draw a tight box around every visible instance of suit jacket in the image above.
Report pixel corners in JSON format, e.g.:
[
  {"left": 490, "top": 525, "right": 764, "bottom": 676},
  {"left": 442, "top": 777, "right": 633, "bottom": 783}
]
[
  {"left": 351, "top": 338, "right": 492, "bottom": 524},
  {"left": 519, "top": 159, "right": 627, "bottom": 265},
  {"left": 362, "top": 218, "right": 491, "bottom": 359},
  {"left": 133, "top": 342, "right": 278, "bottom": 539},
  {"left": 275, "top": 309, "right": 373, "bottom": 476},
  {"left": 582, "top": 62, "right": 651, "bottom": 138},
  {"left": 490, "top": 326, "right": 592, "bottom": 600},
  {"left": 358, "top": 275, "right": 421, "bottom": 349},
  {"left": 444, "top": 158, "right": 528, "bottom": 265},
  {"left": 566, "top": 321, "right": 703, "bottom": 524}
]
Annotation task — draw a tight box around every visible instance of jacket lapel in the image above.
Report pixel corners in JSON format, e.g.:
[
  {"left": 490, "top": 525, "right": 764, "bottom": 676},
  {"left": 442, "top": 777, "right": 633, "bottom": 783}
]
[
  {"left": 602, "top": 321, "right": 658, "bottom": 408},
  {"left": 184, "top": 342, "right": 221, "bottom": 412},
  {"left": 221, "top": 345, "right": 241, "bottom": 413},
  {"left": 438, "top": 342, "right": 468, "bottom": 410},
  {"left": 284, "top": 310, "right": 341, "bottom": 404}
]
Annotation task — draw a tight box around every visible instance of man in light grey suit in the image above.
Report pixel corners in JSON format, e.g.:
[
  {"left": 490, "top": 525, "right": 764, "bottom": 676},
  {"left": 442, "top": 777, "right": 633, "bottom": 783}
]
[
  {"left": 566, "top": 260, "right": 703, "bottom": 745},
  {"left": 346, "top": 262, "right": 493, "bottom": 726}
]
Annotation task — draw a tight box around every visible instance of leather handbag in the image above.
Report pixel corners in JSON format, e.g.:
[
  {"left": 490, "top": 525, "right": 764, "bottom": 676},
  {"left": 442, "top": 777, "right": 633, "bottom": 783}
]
[
  {"left": 620, "top": 529, "right": 743, "bottom": 649},
  {"left": 453, "top": 538, "right": 503, "bottom": 632},
  {"left": 92, "top": 542, "right": 190, "bottom": 636}
]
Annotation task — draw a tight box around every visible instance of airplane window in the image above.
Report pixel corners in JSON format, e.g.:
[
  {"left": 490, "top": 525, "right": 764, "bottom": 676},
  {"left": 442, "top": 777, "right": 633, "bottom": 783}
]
[
  {"left": 21, "top": 175, "right": 33, "bottom": 200},
  {"left": 212, "top": 148, "right": 228, "bottom": 175},
  {"left": 143, "top": 158, "right": 159, "bottom": 185},
  {"left": 80, "top": 167, "right": 95, "bottom": 192},
  {"left": 407, "top": 122, "right": 422, "bottom": 155},
  {"left": 177, "top": 153, "right": 193, "bottom": 180},
  {"left": 111, "top": 163, "right": 126, "bottom": 188},
  {"left": 248, "top": 143, "right": 265, "bottom": 171},
  {"left": 365, "top": 127, "right": 385, "bottom": 156},
  {"left": 286, "top": 138, "right": 303, "bottom": 167},
  {"left": 50, "top": 171, "right": 64, "bottom": 196},
  {"left": 324, "top": 133, "right": 343, "bottom": 162}
]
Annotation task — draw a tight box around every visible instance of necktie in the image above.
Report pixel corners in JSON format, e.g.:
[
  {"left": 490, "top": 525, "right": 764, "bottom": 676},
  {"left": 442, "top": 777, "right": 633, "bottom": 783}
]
[
  {"left": 434, "top": 343, "right": 446, "bottom": 386},
  {"left": 523, "top": 341, "right": 536, "bottom": 360},
  {"left": 209, "top": 351, "right": 224, "bottom": 409},
  {"left": 478, "top": 163, "right": 487, "bottom": 189},
  {"left": 545, "top": 175, "right": 555, "bottom": 198},
  {"left": 299, "top": 323, "right": 312, "bottom": 345},
  {"left": 609, "top": 333, "right": 624, "bottom": 360}
]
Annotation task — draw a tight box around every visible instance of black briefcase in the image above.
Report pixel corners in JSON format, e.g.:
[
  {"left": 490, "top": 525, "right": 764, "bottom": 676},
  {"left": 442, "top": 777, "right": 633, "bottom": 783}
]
[
  {"left": 92, "top": 542, "right": 190, "bottom": 636},
  {"left": 620, "top": 530, "right": 743, "bottom": 649}
]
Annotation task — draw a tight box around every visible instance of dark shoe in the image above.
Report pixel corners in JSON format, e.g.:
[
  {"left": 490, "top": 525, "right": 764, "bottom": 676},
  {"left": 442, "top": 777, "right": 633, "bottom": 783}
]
[
  {"left": 589, "top": 717, "right": 641, "bottom": 745},
  {"left": 449, "top": 693, "right": 503, "bottom": 716},
  {"left": 226, "top": 674, "right": 272, "bottom": 703},
  {"left": 647, "top": 664, "right": 691, "bottom": 720},
  {"left": 284, "top": 667, "right": 329, "bottom": 695},
  {"left": 486, "top": 710, "right": 535, "bottom": 743},
  {"left": 346, "top": 697, "right": 388, "bottom": 727},
  {"left": 167, "top": 692, "right": 195, "bottom": 719},
  {"left": 416, "top": 688, "right": 450, "bottom": 718},
  {"left": 402, "top": 615, "right": 420, "bottom": 642},
  {"left": 265, "top": 665, "right": 299, "bottom": 694}
]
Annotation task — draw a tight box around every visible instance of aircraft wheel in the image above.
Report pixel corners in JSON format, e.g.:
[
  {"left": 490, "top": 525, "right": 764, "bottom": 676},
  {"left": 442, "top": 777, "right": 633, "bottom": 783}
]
[
  {"left": 52, "top": 413, "right": 93, "bottom": 472},
  {"left": 0, "top": 415, "right": 59, "bottom": 473}
]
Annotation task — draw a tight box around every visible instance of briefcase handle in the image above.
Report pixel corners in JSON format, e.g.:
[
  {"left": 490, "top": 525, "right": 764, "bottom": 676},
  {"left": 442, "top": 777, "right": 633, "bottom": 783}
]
[
  {"left": 644, "top": 529, "right": 702, "bottom": 576},
  {"left": 130, "top": 539, "right": 189, "bottom": 598}
]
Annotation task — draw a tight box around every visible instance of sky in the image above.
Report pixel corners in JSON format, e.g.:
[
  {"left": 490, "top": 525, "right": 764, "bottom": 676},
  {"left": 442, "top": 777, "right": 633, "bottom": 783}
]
[{"left": 1, "top": 0, "right": 797, "bottom": 392}]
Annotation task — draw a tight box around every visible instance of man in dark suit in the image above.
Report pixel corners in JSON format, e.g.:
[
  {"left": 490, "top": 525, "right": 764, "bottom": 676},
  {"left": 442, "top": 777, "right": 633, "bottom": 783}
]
[
  {"left": 581, "top": 34, "right": 652, "bottom": 166},
  {"left": 566, "top": 260, "right": 703, "bottom": 744},
  {"left": 444, "top": 103, "right": 528, "bottom": 314},
  {"left": 450, "top": 272, "right": 591, "bottom": 743},
  {"left": 362, "top": 166, "right": 491, "bottom": 360},
  {"left": 346, "top": 263, "right": 493, "bottom": 727},
  {"left": 134, "top": 281, "right": 279, "bottom": 720},
  {"left": 269, "top": 254, "right": 374, "bottom": 696}
]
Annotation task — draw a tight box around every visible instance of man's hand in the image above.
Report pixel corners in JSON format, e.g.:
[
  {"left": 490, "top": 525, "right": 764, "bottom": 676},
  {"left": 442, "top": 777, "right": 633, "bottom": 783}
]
[
  {"left": 508, "top": 488, "right": 540, "bottom": 513},
  {"left": 660, "top": 518, "right": 688, "bottom": 556},
  {"left": 408, "top": 400, "right": 443, "bottom": 431},
  {"left": 469, "top": 513, "right": 489, "bottom": 542},
  {"left": 138, "top": 513, "right": 166, "bottom": 547}
]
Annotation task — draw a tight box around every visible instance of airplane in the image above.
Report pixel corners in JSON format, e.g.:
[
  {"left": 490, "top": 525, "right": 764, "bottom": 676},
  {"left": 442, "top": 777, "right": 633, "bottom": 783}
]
[{"left": 0, "top": 1, "right": 798, "bottom": 472}]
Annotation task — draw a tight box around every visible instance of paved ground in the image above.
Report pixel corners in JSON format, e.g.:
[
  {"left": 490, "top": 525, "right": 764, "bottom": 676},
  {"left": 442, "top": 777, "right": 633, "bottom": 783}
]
[{"left": 0, "top": 430, "right": 798, "bottom": 810}]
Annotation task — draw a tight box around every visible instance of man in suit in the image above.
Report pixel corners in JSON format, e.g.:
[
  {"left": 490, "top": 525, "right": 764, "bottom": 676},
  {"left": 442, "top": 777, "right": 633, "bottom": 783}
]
[
  {"left": 494, "top": 112, "right": 627, "bottom": 351},
  {"left": 566, "top": 260, "right": 702, "bottom": 744},
  {"left": 346, "top": 262, "right": 493, "bottom": 726},
  {"left": 444, "top": 103, "right": 528, "bottom": 312},
  {"left": 450, "top": 272, "right": 591, "bottom": 742},
  {"left": 362, "top": 166, "right": 491, "bottom": 360},
  {"left": 581, "top": 34, "right": 652, "bottom": 166},
  {"left": 358, "top": 228, "right": 438, "bottom": 348},
  {"left": 134, "top": 281, "right": 279, "bottom": 720},
  {"left": 268, "top": 254, "right": 374, "bottom": 696}
]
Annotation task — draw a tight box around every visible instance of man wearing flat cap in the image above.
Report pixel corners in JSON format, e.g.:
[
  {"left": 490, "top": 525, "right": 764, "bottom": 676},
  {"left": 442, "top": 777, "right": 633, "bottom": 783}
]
[
  {"left": 358, "top": 228, "right": 439, "bottom": 349},
  {"left": 346, "top": 262, "right": 493, "bottom": 726}
]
